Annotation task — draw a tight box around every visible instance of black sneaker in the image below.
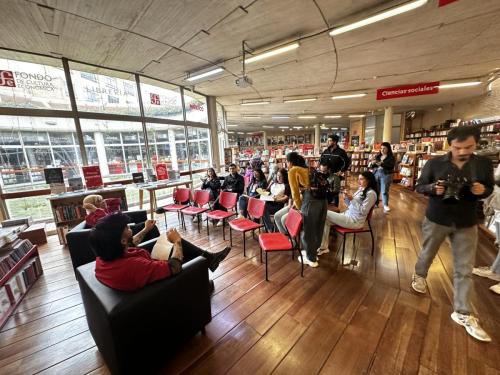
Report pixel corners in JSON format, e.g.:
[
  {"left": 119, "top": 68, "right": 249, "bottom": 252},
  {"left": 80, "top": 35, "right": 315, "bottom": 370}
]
[{"left": 155, "top": 207, "right": 166, "bottom": 214}]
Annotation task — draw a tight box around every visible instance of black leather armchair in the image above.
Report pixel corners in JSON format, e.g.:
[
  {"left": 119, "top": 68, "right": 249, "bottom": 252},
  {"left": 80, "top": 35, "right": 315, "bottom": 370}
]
[
  {"left": 76, "top": 256, "right": 212, "bottom": 375},
  {"left": 66, "top": 210, "right": 157, "bottom": 271}
]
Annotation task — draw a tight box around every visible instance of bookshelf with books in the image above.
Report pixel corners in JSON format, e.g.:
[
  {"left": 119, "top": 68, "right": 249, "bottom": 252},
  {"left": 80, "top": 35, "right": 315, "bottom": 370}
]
[
  {"left": 399, "top": 152, "right": 425, "bottom": 189},
  {"left": 0, "top": 238, "right": 42, "bottom": 330},
  {"left": 49, "top": 187, "right": 128, "bottom": 245},
  {"left": 348, "top": 151, "right": 370, "bottom": 173}
]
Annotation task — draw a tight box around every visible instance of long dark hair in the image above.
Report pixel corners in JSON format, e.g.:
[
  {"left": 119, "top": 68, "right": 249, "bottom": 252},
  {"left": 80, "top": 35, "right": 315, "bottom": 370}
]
[
  {"left": 207, "top": 167, "right": 217, "bottom": 179},
  {"left": 252, "top": 169, "right": 266, "bottom": 183},
  {"left": 277, "top": 168, "right": 289, "bottom": 185},
  {"left": 286, "top": 152, "right": 307, "bottom": 168},
  {"left": 360, "top": 171, "right": 378, "bottom": 201},
  {"left": 379, "top": 142, "right": 393, "bottom": 157}
]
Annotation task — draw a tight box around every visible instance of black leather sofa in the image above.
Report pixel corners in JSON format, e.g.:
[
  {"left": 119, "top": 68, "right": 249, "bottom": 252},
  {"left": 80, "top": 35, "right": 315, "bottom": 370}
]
[
  {"left": 76, "top": 253, "right": 212, "bottom": 375},
  {"left": 66, "top": 210, "right": 159, "bottom": 271}
]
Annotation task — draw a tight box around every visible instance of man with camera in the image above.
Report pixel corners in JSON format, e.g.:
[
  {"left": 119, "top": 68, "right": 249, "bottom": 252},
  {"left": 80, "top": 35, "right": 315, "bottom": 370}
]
[{"left": 411, "top": 126, "right": 494, "bottom": 342}]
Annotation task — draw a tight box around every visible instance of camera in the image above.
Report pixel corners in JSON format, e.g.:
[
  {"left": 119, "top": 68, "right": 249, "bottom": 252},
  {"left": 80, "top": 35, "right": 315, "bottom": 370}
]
[{"left": 437, "top": 175, "right": 470, "bottom": 203}]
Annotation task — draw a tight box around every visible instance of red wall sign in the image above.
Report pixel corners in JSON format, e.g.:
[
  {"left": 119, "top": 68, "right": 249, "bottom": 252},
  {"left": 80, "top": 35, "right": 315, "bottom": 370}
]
[
  {"left": 376, "top": 82, "right": 440, "bottom": 100},
  {"left": 82, "top": 166, "right": 103, "bottom": 189},
  {"left": 155, "top": 163, "right": 169, "bottom": 181},
  {"left": 150, "top": 93, "right": 160, "bottom": 105},
  {"left": 0, "top": 71, "right": 16, "bottom": 87},
  {"left": 439, "top": 0, "right": 458, "bottom": 6}
]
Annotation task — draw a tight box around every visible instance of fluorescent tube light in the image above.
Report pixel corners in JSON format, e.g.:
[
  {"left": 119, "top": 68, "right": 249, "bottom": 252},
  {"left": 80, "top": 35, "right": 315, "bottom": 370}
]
[
  {"left": 262, "top": 126, "right": 275, "bottom": 128},
  {"left": 228, "top": 125, "right": 238, "bottom": 127},
  {"left": 186, "top": 67, "right": 224, "bottom": 82},
  {"left": 439, "top": 81, "right": 481, "bottom": 89},
  {"left": 330, "top": 0, "right": 428, "bottom": 36},
  {"left": 297, "top": 115, "right": 317, "bottom": 119},
  {"left": 284, "top": 97, "right": 317, "bottom": 103},
  {"left": 324, "top": 115, "right": 342, "bottom": 118},
  {"left": 279, "top": 126, "right": 289, "bottom": 129},
  {"left": 349, "top": 114, "right": 365, "bottom": 118},
  {"left": 331, "top": 93, "right": 366, "bottom": 100},
  {"left": 293, "top": 126, "right": 303, "bottom": 129},
  {"left": 245, "top": 43, "right": 300, "bottom": 64},
  {"left": 272, "top": 115, "right": 290, "bottom": 119},
  {"left": 242, "top": 115, "right": 261, "bottom": 118},
  {"left": 241, "top": 100, "right": 271, "bottom": 106}
]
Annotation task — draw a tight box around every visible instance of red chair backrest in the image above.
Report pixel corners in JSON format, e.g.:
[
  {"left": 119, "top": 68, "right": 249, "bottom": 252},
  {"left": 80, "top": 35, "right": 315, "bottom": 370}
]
[
  {"left": 219, "top": 191, "right": 237, "bottom": 210},
  {"left": 174, "top": 188, "right": 191, "bottom": 204},
  {"left": 193, "top": 190, "right": 210, "bottom": 207},
  {"left": 104, "top": 198, "right": 121, "bottom": 213},
  {"left": 285, "top": 209, "right": 303, "bottom": 238},
  {"left": 247, "top": 197, "right": 266, "bottom": 219}
]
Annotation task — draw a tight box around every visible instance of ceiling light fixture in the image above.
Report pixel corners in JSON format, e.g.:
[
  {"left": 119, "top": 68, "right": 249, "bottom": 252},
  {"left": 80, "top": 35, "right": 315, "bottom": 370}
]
[
  {"left": 272, "top": 115, "right": 290, "bottom": 119},
  {"left": 186, "top": 67, "right": 224, "bottom": 82},
  {"left": 329, "top": 0, "right": 428, "bottom": 36},
  {"left": 283, "top": 97, "right": 317, "bottom": 103},
  {"left": 349, "top": 114, "right": 366, "bottom": 118},
  {"left": 245, "top": 42, "right": 300, "bottom": 64},
  {"left": 228, "top": 125, "right": 238, "bottom": 127},
  {"left": 293, "top": 126, "right": 303, "bottom": 129},
  {"left": 439, "top": 81, "right": 482, "bottom": 89},
  {"left": 241, "top": 99, "right": 271, "bottom": 106},
  {"left": 324, "top": 115, "right": 342, "bottom": 118},
  {"left": 279, "top": 126, "right": 289, "bottom": 129},
  {"left": 262, "top": 126, "right": 275, "bottom": 128},
  {"left": 297, "top": 115, "right": 317, "bottom": 119},
  {"left": 331, "top": 93, "right": 366, "bottom": 100},
  {"left": 242, "top": 115, "right": 262, "bottom": 118}
]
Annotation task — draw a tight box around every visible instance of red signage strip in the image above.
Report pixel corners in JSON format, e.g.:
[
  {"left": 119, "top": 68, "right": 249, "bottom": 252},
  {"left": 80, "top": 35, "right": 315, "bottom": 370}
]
[
  {"left": 376, "top": 82, "right": 440, "bottom": 100},
  {"left": 439, "top": 0, "right": 458, "bottom": 7}
]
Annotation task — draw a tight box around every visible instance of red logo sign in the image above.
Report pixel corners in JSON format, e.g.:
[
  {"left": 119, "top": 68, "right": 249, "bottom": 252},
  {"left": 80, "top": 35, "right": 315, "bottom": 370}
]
[
  {"left": 439, "top": 0, "right": 458, "bottom": 6},
  {"left": 189, "top": 103, "right": 204, "bottom": 111},
  {"left": 376, "top": 82, "right": 440, "bottom": 100},
  {"left": 82, "top": 166, "right": 103, "bottom": 189},
  {"left": 150, "top": 93, "right": 160, "bottom": 105},
  {"left": 0, "top": 71, "right": 16, "bottom": 87},
  {"left": 155, "top": 163, "right": 169, "bottom": 181}
]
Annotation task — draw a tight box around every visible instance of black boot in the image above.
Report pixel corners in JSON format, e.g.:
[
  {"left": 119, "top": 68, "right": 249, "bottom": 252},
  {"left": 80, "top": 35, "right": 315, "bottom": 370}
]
[{"left": 205, "top": 246, "right": 231, "bottom": 272}]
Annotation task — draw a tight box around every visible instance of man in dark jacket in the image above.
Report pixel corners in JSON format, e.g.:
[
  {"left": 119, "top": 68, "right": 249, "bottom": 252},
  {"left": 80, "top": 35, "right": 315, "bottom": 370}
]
[
  {"left": 320, "top": 134, "right": 351, "bottom": 172},
  {"left": 221, "top": 163, "right": 245, "bottom": 196},
  {"left": 411, "top": 125, "right": 494, "bottom": 343}
]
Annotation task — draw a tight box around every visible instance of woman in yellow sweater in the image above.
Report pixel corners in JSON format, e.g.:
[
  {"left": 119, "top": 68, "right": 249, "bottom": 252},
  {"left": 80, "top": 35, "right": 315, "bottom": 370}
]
[{"left": 287, "top": 152, "right": 328, "bottom": 268}]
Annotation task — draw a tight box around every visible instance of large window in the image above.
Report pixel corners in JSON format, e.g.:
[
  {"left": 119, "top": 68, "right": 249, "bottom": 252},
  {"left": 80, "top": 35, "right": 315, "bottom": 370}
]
[
  {"left": 69, "top": 63, "right": 140, "bottom": 116},
  {"left": 0, "top": 116, "right": 81, "bottom": 192},
  {"left": 0, "top": 53, "right": 70, "bottom": 110},
  {"left": 184, "top": 90, "right": 208, "bottom": 123},
  {"left": 79, "top": 119, "right": 146, "bottom": 180},
  {"left": 187, "top": 127, "right": 211, "bottom": 170},
  {"left": 140, "top": 77, "right": 183, "bottom": 120},
  {"left": 146, "top": 123, "right": 189, "bottom": 172}
]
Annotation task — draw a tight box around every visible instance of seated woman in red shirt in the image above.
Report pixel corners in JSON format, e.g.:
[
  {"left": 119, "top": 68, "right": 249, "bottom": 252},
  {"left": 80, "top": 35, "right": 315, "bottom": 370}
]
[{"left": 89, "top": 213, "right": 231, "bottom": 291}]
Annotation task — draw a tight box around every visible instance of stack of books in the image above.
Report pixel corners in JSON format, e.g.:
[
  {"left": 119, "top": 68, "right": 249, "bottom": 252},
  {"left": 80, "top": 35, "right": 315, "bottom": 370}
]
[{"left": 0, "top": 239, "right": 34, "bottom": 279}]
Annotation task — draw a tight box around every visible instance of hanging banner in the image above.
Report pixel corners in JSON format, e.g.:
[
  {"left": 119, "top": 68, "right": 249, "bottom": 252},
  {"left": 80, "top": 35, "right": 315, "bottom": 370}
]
[{"left": 376, "top": 82, "right": 440, "bottom": 100}]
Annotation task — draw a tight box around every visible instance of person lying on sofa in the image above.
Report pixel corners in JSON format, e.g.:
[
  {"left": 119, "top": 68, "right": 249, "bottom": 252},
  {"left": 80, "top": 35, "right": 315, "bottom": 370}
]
[
  {"left": 89, "top": 213, "right": 231, "bottom": 291},
  {"left": 83, "top": 194, "right": 159, "bottom": 244}
]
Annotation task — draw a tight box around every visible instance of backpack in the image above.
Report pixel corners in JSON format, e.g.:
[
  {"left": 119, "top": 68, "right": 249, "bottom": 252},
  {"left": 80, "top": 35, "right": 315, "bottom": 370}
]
[{"left": 309, "top": 169, "right": 329, "bottom": 199}]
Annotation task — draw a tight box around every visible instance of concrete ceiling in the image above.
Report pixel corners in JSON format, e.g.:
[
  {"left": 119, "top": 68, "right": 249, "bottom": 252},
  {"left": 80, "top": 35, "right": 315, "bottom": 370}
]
[{"left": 1, "top": 0, "right": 500, "bottom": 131}]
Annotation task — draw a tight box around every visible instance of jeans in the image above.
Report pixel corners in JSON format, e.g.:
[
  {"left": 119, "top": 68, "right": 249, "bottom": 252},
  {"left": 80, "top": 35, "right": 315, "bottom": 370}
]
[
  {"left": 262, "top": 202, "right": 285, "bottom": 232},
  {"left": 274, "top": 205, "right": 290, "bottom": 234},
  {"left": 375, "top": 170, "right": 392, "bottom": 206},
  {"left": 300, "top": 191, "right": 327, "bottom": 262},
  {"left": 415, "top": 217, "right": 478, "bottom": 314},
  {"left": 319, "top": 211, "right": 364, "bottom": 250},
  {"left": 238, "top": 194, "right": 258, "bottom": 217}
]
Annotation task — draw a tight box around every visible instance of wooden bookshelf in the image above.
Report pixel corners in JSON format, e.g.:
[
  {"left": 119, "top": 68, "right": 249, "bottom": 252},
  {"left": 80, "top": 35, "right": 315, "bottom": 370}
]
[
  {"left": 0, "top": 242, "right": 42, "bottom": 330},
  {"left": 48, "top": 187, "right": 128, "bottom": 245}
]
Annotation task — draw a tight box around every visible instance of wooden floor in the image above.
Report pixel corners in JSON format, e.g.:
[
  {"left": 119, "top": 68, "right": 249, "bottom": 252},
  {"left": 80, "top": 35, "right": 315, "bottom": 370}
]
[{"left": 1, "top": 185, "right": 499, "bottom": 375}]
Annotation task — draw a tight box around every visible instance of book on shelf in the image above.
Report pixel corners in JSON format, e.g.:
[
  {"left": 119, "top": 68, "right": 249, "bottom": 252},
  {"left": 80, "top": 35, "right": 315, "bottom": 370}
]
[
  {"left": 68, "top": 177, "right": 84, "bottom": 191},
  {"left": 0, "top": 287, "right": 10, "bottom": 317},
  {"left": 54, "top": 204, "right": 86, "bottom": 223},
  {"left": 0, "top": 239, "right": 34, "bottom": 279}
]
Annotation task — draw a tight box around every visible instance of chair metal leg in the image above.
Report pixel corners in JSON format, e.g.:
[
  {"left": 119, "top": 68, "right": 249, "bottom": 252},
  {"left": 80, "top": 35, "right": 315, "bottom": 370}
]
[
  {"left": 163, "top": 212, "right": 167, "bottom": 230},
  {"left": 243, "top": 232, "right": 246, "bottom": 257},
  {"left": 299, "top": 249, "right": 304, "bottom": 277},
  {"left": 353, "top": 233, "right": 356, "bottom": 249},
  {"left": 197, "top": 214, "right": 201, "bottom": 233},
  {"left": 229, "top": 226, "right": 233, "bottom": 246},
  {"left": 265, "top": 251, "right": 268, "bottom": 281},
  {"left": 342, "top": 235, "right": 346, "bottom": 265},
  {"left": 206, "top": 216, "right": 210, "bottom": 236},
  {"left": 260, "top": 247, "right": 263, "bottom": 263},
  {"left": 369, "top": 222, "right": 374, "bottom": 256},
  {"left": 222, "top": 219, "right": 226, "bottom": 240}
]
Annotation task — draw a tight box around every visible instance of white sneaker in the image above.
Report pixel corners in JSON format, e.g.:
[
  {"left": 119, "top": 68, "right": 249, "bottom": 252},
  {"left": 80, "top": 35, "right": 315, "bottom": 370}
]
[
  {"left": 216, "top": 221, "right": 223, "bottom": 227},
  {"left": 317, "top": 248, "right": 330, "bottom": 256},
  {"left": 298, "top": 250, "right": 319, "bottom": 268},
  {"left": 472, "top": 266, "right": 500, "bottom": 282},
  {"left": 192, "top": 216, "right": 198, "bottom": 223},
  {"left": 490, "top": 283, "right": 500, "bottom": 295},
  {"left": 411, "top": 274, "right": 427, "bottom": 294},
  {"left": 383, "top": 205, "right": 391, "bottom": 213},
  {"left": 450, "top": 312, "right": 492, "bottom": 342}
]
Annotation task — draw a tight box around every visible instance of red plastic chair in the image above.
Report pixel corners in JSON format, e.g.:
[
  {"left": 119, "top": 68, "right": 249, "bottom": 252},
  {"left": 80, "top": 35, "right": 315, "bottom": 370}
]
[
  {"left": 103, "top": 198, "right": 121, "bottom": 213},
  {"left": 158, "top": 188, "right": 191, "bottom": 229},
  {"left": 333, "top": 205, "right": 375, "bottom": 265},
  {"left": 258, "top": 208, "right": 303, "bottom": 281},
  {"left": 205, "top": 191, "right": 237, "bottom": 239},
  {"left": 229, "top": 197, "right": 266, "bottom": 257},
  {"left": 181, "top": 190, "right": 211, "bottom": 233}
]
